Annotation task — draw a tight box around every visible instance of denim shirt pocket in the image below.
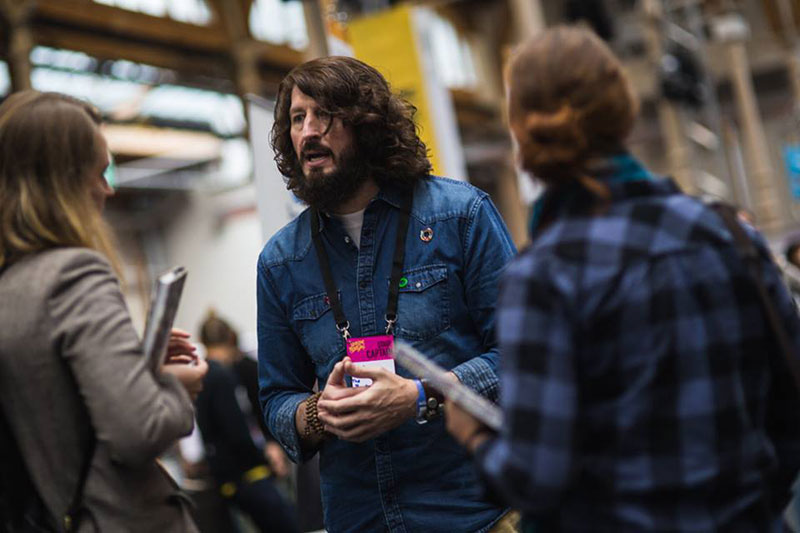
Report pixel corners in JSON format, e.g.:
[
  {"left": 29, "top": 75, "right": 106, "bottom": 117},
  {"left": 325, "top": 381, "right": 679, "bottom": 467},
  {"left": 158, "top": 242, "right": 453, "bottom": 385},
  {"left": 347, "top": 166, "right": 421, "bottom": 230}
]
[
  {"left": 394, "top": 264, "right": 450, "bottom": 341},
  {"left": 292, "top": 291, "right": 346, "bottom": 365}
]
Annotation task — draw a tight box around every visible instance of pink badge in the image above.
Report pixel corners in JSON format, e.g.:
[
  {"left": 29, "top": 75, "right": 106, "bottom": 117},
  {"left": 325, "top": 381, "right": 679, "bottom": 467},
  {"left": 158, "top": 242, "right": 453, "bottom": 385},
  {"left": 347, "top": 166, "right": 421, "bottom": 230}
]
[{"left": 346, "top": 335, "right": 394, "bottom": 362}]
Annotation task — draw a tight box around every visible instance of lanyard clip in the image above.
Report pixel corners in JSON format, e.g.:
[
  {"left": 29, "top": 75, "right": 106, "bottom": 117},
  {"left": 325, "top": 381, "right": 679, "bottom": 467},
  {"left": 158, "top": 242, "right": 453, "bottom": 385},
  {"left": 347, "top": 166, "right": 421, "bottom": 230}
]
[
  {"left": 336, "top": 321, "right": 351, "bottom": 340},
  {"left": 385, "top": 314, "right": 397, "bottom": 335}
]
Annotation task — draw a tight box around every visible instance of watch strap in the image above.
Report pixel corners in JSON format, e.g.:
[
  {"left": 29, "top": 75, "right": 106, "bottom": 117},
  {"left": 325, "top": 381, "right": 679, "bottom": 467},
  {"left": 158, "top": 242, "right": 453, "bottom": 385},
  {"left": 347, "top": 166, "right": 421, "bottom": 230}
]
[
  {"left": 420, "top": 378, "right": 444, "bottom": 421},
  {"left": 413, "top": 379, "right": 428, "bottom": 424}
]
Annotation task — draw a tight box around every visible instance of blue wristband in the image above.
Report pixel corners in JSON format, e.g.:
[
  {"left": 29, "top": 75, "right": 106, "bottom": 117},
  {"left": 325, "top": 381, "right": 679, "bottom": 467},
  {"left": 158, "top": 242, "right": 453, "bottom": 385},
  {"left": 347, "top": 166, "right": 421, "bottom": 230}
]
[{"left": 414, "top": 379, "right": 427, "bottom": 422}]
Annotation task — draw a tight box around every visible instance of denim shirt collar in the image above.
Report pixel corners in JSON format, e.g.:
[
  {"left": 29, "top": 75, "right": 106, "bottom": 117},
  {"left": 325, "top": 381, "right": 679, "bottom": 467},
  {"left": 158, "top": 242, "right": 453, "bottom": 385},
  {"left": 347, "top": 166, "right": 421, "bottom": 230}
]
[
  {"left": 375, "top": 182, "right": 413, "bottom": 210},
  {"left": 314, "top": 182, "right": 412, "bottom": 234}
]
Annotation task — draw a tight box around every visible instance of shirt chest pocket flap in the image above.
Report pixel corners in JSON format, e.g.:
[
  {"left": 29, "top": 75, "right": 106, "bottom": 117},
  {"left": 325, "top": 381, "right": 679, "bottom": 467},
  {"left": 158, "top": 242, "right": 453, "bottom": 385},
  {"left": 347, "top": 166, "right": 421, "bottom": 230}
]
[
  {"left": 292, "top": 291, "right": 344, "bottom": 364},
  {"left": 394, "top": 264, "right": 450, "bottom": 341}
]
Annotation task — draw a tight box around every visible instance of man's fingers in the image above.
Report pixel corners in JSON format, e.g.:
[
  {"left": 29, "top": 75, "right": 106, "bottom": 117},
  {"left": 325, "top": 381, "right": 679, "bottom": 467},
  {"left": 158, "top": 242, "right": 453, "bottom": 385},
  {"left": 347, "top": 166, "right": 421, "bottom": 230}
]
[
  {"left": 343, "top": 360, "right": 388, "bottom": 380},
  {"left": 328, "top": 423, "right": 376, "bottom": 443},
  {"left": 317, "top": 391, "right": 365, "bottom": 415},
  {"left": 326, "top": 358, "right": 349, "bottom": 386},
  {"left": 318, "top": 391, "right": 368, "bottom": 415},
  {"left": 319, "top": 386, "right": 362, "bottom": 403},
  {"left": 321, "top": 410, "right": 372, "bottom": 434}
]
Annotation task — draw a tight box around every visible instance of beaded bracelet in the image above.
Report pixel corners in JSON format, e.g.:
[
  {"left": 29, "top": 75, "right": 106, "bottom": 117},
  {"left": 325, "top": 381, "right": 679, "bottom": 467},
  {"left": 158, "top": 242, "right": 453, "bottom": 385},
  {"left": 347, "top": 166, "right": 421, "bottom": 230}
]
[{"left": 303, "top": 391, "right": 325, "bottom": 440}]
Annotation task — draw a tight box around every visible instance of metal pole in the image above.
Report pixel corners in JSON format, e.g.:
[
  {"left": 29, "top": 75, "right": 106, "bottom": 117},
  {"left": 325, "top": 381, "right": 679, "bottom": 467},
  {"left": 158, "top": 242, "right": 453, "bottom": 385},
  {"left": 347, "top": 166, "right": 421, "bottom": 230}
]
[
  {"left": 0, "top": 0, "right": 34, "bottom": 92},
  {"left": 642, "top": 0, "right": 695, "bottom": 192},
  {"left": 777, "top": 0, "right": 800, "bottom": 105},
  {"left": 303, "top": 0, "right": 330, "bottom": 59},
  {"left": 717, "top": 14, "right": 781, "bottom": 227},
  {"left": 508, "top": 0, "right": 545, "bottom": 41}
]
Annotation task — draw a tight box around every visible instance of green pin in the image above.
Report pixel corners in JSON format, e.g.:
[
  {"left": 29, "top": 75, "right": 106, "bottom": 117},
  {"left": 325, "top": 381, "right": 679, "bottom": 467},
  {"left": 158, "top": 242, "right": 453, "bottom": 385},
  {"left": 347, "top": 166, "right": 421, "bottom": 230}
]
[{"left": 398, "top": 277, "right": 408, "bottom": 288}]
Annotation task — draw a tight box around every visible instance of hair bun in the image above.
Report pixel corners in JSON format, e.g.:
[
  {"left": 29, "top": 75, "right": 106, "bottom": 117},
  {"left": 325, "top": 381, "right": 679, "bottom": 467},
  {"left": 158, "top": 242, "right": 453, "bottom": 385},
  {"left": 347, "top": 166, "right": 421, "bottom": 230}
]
[
  {"left": 519, "top": 105, "right": 588, "bottom": 177},
  {"left": 507, "top": 26, "right": 638, "bottom": 185}
]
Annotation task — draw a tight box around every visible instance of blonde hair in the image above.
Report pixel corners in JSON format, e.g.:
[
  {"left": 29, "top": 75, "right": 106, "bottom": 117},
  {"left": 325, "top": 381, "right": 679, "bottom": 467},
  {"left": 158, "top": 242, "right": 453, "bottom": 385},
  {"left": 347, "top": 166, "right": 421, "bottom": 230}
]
[
  {"left": 0, "top": 91, "right": 119, "bottom": 272},
  {"left": 507, "top": 26, "right": 639, "bottom": 185}
]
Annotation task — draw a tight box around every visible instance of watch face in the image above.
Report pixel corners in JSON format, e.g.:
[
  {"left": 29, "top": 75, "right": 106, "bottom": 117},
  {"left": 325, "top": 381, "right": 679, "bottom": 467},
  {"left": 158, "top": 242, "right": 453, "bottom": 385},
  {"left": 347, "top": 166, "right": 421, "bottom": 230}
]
[{"left": 426, "top": 397, "right": 439, "bottom": 410}]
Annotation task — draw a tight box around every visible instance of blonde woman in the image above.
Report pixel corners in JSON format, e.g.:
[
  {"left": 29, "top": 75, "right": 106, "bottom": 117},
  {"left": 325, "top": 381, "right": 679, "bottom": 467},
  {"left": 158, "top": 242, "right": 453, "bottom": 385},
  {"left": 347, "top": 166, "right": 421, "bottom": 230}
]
[
  {"left": 0, "top": 91, "right": 207, "bottom": 531},
  {"left": 446, "top": 27, "right": 800, "bottom": 531}
]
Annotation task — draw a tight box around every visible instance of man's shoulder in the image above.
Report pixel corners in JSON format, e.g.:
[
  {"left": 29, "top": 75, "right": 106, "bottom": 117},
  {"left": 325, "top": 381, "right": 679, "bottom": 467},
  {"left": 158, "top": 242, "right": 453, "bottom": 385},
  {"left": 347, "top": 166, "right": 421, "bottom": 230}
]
[
  {"left": 258, "top": 208, "right": 313, "bottom": 269},
  {"left": 412, "top": 175, "right": 488, "bottom": 222}
]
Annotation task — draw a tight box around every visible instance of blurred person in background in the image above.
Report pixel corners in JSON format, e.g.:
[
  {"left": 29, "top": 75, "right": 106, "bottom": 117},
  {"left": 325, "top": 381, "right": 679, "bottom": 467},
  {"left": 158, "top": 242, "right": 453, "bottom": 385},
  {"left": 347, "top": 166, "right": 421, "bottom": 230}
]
[
  {"left": 0, "top": 90, "right": 207, "bottom": 532},
  {"left": 258, "top": 56, "right": 516, "bottom": 532},
  {"left": 199, "top": 310, "right": 290, "bottom": 478},
  {"left": 194, "top": 311, "right": 298, "bottom": 532},
  {"left": 445, "top": 26, "right": 800, "bottom": 532}
]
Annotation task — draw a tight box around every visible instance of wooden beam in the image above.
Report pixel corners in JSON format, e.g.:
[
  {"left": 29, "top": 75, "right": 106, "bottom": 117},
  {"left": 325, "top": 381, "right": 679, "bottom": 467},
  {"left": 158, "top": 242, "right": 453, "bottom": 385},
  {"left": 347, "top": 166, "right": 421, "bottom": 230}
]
[
  {"left": 208, "top": 0, "right": 262, "bottom": 95},
  {"left": 32, "top": 23, "right": 234, "bottom": 80},
  {"left": 1, "top": 0, "right": 35, "bottom": 91},
  {"left": 30, "top": 0, "right": 302, "bottom": 71},
  {"left": 33, "top": 0, "right": 229, "bottom": 52}
]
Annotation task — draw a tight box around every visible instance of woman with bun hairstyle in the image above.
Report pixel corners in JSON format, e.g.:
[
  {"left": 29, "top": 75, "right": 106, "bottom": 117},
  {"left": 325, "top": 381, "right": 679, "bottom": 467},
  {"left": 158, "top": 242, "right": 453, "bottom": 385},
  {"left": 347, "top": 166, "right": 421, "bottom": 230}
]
[
  {"left": 446, "top": 26, "right": 800, "bottom": 531},
  {"left": 0, "top": 91, "right": 207, "bottom": 532}
]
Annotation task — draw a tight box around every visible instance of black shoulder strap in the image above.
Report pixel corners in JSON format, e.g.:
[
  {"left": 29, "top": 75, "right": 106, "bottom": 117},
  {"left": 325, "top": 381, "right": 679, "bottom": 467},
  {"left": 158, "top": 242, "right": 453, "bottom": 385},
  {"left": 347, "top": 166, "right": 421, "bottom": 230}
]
[
  {"left": 0, "top": 262, "right": 96, "bottom": 532},
  {"left": 63, "top": 429, "right": 95, "bottom": 531},
  {"left": 712, "top": 203, "right": 800, "bottom": 390}
]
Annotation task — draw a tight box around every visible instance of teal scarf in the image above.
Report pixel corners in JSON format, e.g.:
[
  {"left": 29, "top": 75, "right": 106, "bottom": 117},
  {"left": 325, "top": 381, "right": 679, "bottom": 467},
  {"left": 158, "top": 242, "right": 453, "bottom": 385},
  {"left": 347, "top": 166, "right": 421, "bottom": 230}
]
[{"left": 527, "top": 152, "right": 655, "bottom": 237}]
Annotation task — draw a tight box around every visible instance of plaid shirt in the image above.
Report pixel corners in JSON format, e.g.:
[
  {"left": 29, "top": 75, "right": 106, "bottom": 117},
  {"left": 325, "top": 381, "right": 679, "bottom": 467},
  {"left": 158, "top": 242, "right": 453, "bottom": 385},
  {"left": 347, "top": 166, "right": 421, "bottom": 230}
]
[{"left": 476, "top": 159, "right": 800, "bottom": 531}]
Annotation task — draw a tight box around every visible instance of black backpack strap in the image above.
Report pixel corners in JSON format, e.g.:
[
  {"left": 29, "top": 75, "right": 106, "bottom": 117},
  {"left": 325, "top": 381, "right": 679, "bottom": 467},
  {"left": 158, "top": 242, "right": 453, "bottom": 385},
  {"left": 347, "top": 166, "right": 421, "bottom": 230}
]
[
  {"left": 712, "top": 203, "right": 800, "bottom": 390},
  {"left": 63, "top": 430, "right": 95, "bottom": 532},
  {"left": 1, "top": 259, "right": 96, "bottom": 532}
]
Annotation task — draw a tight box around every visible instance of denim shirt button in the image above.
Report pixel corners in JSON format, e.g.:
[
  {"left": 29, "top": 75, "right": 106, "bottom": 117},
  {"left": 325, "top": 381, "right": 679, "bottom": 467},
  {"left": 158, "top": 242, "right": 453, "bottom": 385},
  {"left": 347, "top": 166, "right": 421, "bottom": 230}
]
[{"left": 344, "top": 236, "right": 351, "bottom": 244}]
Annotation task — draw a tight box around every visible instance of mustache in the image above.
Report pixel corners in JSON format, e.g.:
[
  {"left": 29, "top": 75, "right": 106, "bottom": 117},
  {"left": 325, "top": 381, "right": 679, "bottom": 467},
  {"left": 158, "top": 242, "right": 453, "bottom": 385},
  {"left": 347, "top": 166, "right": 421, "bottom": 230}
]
[{"left": 300, "top": 141, "right": 333, "bottom": 162}]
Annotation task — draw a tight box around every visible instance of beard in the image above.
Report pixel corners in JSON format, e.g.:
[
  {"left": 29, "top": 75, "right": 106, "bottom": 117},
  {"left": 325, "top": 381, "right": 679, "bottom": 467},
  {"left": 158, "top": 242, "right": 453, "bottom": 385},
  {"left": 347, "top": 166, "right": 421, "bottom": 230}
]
[{"left": 290, "top": 142, "right": 369, "bottom": 212}]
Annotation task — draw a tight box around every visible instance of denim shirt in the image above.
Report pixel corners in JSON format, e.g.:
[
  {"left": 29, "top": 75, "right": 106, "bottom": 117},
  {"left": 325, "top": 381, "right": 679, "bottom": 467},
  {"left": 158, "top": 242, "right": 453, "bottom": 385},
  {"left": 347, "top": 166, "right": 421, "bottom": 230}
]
[{"left": 257, "top": 176, "right": 516, "bottom": 532}]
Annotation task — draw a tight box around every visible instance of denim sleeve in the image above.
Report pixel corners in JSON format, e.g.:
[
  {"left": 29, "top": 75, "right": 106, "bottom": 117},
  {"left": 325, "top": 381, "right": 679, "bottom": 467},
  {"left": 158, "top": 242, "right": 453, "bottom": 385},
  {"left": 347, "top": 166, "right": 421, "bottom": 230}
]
[
  {"left": 257, "top": 257, "right": 317, "bottom": 464},
  {"left": 451, "top": 195, "right": 516, "bottom": 401},
  {"left": 476, "top": 263, "right": 578, "bottom": 514}
]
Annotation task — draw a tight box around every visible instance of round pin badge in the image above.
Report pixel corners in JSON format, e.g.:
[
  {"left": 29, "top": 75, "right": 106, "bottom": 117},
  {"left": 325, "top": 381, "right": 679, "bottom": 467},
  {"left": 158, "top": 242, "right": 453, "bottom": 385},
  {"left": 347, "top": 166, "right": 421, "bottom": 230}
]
[
  {"left": 398, "top": 277, "right": 408, "bottom": 288},
  {"left": 420, "top": 227, "right": 433, "bottom": 242}
]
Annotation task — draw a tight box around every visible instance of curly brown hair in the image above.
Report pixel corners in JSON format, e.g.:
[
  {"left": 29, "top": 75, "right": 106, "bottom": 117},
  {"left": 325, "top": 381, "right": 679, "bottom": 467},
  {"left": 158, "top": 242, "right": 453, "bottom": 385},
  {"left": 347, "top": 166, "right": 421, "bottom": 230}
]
[{"left": 271, "top": 56, "right": 431, "bottom": 192}]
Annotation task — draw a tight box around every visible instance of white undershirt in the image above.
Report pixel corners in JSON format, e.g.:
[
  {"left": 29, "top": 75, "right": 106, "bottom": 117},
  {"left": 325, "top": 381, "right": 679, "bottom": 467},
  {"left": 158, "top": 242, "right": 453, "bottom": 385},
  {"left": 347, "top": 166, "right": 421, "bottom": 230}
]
[{"left": 335, "top": 208, "right": 365, "bottom": 249}]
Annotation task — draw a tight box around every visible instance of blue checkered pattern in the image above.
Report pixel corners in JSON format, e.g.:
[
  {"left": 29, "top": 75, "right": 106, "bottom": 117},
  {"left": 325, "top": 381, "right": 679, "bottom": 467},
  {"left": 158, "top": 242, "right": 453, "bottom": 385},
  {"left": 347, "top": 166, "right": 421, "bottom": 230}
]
[{"left": 477, "top": 172, "right": 800, "bottom": 531}]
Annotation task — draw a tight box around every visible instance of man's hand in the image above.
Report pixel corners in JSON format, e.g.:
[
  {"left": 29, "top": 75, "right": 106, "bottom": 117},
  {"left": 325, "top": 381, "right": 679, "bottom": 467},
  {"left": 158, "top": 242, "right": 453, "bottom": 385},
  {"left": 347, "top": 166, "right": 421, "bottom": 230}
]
[
  {"left": 317, "top": 357, "right": 417, "bottom": 443},
  {"left": 295, "top": 358, "right": 362, "bottom": 450},
  {"left": 444, "top": 402, "right": 491, "bottom": 454}
]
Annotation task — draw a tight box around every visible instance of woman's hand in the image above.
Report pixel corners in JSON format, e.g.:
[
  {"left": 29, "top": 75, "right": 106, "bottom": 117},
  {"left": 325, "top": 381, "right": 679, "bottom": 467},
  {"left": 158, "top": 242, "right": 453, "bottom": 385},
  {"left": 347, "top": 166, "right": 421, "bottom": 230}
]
[
  {"left": 264, "top": 441, "right": 291, "bottom": 478},
  {"left": 444, "top": 402, "right": 493, "bottom": 454},
  {"left": 164, "top": 328, "right": 198, "bottom": 365},
  {"left": 162, "top": 358, "right": 208, "bottom": 401}
]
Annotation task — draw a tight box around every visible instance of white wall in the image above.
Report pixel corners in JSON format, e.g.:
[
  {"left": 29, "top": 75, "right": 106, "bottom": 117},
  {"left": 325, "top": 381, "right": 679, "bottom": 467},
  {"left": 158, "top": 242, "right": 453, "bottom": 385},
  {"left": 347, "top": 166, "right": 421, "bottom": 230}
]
[{"left": 164, "top": 185, "right": 264, "bottom": 349}]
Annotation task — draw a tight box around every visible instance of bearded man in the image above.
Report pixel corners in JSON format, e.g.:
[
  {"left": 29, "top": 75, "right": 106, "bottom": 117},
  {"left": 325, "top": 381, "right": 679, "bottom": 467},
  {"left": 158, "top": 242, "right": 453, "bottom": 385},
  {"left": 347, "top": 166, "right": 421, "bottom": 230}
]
[{"left": 257, "top": 56, "right": 516, "bottom": 532}]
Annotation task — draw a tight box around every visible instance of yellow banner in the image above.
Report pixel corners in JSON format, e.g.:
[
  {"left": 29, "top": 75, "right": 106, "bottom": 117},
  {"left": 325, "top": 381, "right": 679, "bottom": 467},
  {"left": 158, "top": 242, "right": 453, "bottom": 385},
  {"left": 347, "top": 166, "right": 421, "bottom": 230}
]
[{"left": 347, "top": 5, "right": 442, "bottom": 174}]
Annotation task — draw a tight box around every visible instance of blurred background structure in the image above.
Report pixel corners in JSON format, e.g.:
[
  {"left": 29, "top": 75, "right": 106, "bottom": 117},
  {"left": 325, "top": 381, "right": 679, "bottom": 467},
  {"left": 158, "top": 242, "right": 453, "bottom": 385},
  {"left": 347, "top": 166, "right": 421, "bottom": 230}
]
[
  {"left": 4, "top": 0, "right": 800, "bottom": 343},
  {"left": 6, "top": 0, "right": 800, "bottom": 530}
]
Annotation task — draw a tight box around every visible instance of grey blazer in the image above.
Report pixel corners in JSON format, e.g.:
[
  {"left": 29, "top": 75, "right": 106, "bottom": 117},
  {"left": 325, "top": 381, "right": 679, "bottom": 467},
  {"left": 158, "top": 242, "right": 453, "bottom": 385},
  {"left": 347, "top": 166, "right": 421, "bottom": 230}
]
[{"left": 0, "top": 248, "right": 198, "bottom": 532}]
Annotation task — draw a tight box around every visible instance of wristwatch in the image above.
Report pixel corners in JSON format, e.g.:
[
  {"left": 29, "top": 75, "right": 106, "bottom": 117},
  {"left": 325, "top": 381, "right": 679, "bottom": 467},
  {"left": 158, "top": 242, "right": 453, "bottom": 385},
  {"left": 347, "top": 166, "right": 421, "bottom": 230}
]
[{"left": 415, "top": 378, "right": 445, "bottom": 424}]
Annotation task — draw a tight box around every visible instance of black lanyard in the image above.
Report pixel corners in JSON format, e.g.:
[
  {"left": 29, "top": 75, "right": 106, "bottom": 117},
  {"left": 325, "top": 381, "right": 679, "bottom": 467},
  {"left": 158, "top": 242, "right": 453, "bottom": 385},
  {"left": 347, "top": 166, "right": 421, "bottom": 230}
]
[{"left": 310, "top": 191, "right": 412, "bottom": 339}]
